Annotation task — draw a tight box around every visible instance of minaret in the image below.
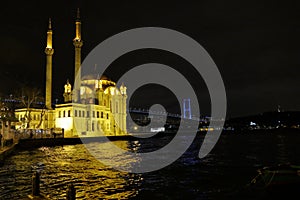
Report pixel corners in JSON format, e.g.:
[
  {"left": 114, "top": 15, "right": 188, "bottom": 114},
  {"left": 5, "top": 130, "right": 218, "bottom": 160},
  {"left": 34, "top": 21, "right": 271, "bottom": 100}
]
[
  {"left": 73, "top": 8, "right": 83, "bottom": 102},
  {"left": 45, "top": 18, "right": 54, "bottom": 109}
]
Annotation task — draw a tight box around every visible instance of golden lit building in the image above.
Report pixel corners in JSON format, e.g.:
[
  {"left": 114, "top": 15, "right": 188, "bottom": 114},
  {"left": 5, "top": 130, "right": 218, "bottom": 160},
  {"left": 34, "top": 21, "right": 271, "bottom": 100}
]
[{"left": 15, "top": 9, "right": 128, "bottom": 137}]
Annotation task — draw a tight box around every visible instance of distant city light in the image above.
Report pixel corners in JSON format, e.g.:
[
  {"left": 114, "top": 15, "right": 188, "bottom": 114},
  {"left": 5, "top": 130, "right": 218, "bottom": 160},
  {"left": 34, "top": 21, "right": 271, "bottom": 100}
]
[
  {"left": 250, "top": 121, "right": 256, "bottom": 126},
  {"left": 150, "top": 127, "right": 165, "bottom": 133}
]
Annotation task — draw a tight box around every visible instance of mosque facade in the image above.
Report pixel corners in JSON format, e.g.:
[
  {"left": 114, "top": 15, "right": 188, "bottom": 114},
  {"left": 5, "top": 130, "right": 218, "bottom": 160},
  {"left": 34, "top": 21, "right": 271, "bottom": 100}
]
[{"left": 14, "top": 9, "right": 128, "bottom": 137}]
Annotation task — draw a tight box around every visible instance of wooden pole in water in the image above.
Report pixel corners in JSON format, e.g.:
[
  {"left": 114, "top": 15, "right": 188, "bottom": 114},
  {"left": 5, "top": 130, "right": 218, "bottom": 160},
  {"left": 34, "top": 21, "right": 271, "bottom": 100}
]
[
  {"left": 66, "top": 183, "right": 76, "bottom": 200},
  {"left": 32, "top": 171, "right": 40, "bottom": 196}
]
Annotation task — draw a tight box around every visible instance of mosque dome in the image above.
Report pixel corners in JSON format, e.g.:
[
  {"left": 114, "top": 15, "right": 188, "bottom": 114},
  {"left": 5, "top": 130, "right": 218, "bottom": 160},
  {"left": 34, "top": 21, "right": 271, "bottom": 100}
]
[{"left": 81, "top": 74, "right": 116, "bottom": 90}]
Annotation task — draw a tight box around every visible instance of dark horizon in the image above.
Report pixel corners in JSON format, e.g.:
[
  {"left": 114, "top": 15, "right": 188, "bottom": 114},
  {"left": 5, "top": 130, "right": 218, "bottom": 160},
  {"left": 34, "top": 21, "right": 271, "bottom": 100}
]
[{"left": 1, "top": 0, "right": 300, "bottom": 118}]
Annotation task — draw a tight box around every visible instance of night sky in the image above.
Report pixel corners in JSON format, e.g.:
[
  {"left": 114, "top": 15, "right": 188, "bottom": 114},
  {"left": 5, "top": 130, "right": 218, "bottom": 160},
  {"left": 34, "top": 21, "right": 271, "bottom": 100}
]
[{"left": 1, "top": 0, "right": 300, "bottom": 118}]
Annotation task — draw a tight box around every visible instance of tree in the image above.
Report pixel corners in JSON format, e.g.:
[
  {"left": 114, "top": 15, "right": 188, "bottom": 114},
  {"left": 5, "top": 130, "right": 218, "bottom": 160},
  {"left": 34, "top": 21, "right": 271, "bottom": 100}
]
[{"left": 15, "top": 87, "right": 45, "bottom": 129}]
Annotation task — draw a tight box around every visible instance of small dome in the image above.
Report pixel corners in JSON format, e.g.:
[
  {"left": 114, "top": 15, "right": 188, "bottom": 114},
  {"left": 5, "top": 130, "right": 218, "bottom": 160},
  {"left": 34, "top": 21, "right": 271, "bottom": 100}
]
[{"left": 100, "top": 75, "right": 110, "bottom": 81}]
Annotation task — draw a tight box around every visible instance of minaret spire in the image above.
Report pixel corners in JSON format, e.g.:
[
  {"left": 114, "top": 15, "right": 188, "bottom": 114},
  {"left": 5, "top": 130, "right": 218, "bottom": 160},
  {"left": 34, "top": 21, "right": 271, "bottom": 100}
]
[
  {"left": 77, "top": 8, "right": 80, "bottom": 20},
  {"left": 48, "top": 18, "right": 52, "bottom": 30},
  {"left": 45, "top": 18, "right": 54, "bottom": 109},
  {"left": 46, "top": 18, "right": 53, "bottom": 49},
  {"left": 74, "top": 8, "right": 82, "bottom": 41},
  {"left": 73, "top": 8, "right": 83, "bottom": 102}
]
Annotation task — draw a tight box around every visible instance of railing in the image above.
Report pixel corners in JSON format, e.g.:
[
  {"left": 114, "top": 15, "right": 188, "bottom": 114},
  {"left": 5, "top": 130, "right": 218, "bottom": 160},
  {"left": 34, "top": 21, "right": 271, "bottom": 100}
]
[
  {"left": 1, "top": 128, "right": 64, "bottom": 147},
  {"left": 1, "top": 128, "right": 65, "bottom": 149},
  {"left": 16, "top": 128, "right": 64, "bottom": 140}
]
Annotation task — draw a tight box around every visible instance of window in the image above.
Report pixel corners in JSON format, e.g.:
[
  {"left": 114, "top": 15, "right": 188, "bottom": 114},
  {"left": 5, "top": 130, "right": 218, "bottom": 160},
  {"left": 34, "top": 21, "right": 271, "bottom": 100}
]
[
  {"left": 92, "top": 122, "right": 94, "bottom": 131},
  {"left": 97, "top": 111, "right": 100, "bottom": 118},
  {"left": 82, "top": 111, "right": 85, "bottom": 118},
  {"left": 58, "top": 111, "right": 61, "bottom": 118},
  {"left": 79, "top": 110, "right": 81, "bottom": 117},
  {"left": 63, "top": 111, "right": 66, "bottom": 117},
  {"left": 75, "top": 110, "right": 77, "bottom": 117},
  {"left": 101, "top": 112, "right": 103, "bottom": 118},
  {"left": 106, "top": 113, "right": 109, "bottom": 119},
  {"left": 68, "top": 110, "right": 71, "bottom": 117},
  {"left": 87, "top": 111, "right": 90, "bottom": 118}
]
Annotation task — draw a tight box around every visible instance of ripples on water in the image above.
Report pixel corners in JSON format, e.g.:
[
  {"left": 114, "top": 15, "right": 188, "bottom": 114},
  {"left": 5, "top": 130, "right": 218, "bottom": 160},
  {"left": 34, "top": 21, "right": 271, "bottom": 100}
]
[
  {"left": 0, "top": 131, "right": 299, "bottom": 199},
  {"left": 0, "top": 144, "right": 142, "bottom": 199}
]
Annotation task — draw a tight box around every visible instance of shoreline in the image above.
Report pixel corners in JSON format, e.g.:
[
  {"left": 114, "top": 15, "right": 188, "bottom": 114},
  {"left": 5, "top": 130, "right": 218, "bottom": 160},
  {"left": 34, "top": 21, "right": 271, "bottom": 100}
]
[{"left": 1, "top": 128, "right": 299, "bottom": 165}]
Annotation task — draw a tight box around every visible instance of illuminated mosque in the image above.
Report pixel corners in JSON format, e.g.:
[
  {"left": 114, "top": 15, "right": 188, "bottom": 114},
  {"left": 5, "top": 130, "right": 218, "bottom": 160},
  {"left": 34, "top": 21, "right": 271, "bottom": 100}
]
[{"left": 15, "top": 9, "right": 128, "bottom": 137}]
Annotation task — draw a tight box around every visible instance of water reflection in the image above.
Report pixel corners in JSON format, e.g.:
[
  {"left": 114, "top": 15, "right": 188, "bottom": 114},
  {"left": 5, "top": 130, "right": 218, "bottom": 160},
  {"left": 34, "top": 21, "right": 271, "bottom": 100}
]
[
  {"left": 0, "top": 141, "right": 142, "bottom": 199},
  {"left": 0, "top": 132, "right": 299, "bottom": 199},
  {"left": 84, "top": 140, "right": 143, "bottom": 173}
]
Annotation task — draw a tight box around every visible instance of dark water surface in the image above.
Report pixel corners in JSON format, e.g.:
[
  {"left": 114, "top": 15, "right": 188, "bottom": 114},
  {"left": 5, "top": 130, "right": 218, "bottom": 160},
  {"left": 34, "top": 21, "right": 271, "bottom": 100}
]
[{"left": 0, "top": 130, "right": 299, "bottom": 199}]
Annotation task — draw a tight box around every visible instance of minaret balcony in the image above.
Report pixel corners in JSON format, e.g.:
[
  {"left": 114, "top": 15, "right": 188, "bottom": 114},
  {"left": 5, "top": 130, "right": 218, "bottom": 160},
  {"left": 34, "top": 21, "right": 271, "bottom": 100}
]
[
  {"left": 73, "top": 39, "right": 83, "bottom": 48},
  {"left": 45, "top": 48, "right": 54, "bottom": 55}
]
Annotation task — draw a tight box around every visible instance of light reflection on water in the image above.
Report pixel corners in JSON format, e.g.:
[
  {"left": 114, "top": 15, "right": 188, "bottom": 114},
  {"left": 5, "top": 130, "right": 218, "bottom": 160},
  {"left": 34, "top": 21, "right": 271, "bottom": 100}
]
[
  {"left": 0, "top": 131, "right": 299, "bottom": 199},
  {"left": 0, "top": 141, "right": 143, "bottom": 199},
  {"left": 84, "top": 141, "right": 143, "bottom": 173}
]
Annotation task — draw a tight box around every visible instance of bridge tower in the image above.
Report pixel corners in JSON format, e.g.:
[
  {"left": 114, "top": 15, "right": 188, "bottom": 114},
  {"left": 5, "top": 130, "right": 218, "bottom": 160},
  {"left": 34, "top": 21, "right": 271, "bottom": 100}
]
[{"left": 183, "top": 99, "right": 192, "bottom": 119}]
